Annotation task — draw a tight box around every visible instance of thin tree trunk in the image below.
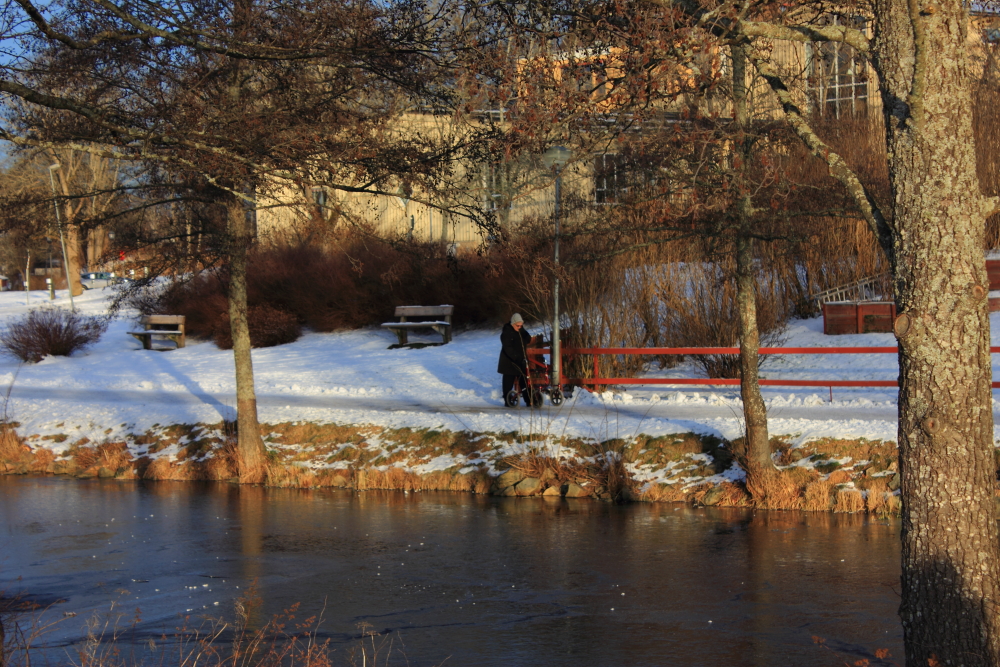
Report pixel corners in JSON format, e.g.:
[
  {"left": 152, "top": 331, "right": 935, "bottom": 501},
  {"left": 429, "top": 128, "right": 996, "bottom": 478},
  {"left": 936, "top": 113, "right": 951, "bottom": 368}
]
[
  {"left": 226, "top": 192, "right": 267, "bottom": 483},
  {"left": 736, "top": 235, "right": 774, "bottom": 496},
  {"left": 731, "top": 43, "right": 775, "bottom": 500},
  {"left": 874, "top": 0, "right": 1000, "bottom": 662}
]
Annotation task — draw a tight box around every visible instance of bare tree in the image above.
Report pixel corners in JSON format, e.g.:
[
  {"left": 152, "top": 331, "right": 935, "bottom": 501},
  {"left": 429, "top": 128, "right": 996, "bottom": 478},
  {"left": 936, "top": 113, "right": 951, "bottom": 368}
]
[{"left": 0, "top": 0, "right": 485, "bottom": 482}]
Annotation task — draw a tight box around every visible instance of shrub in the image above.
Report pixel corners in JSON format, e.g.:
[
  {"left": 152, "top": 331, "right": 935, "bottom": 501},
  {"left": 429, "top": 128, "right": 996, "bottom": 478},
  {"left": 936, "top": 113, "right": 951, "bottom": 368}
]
[
  {"left": 654, "top": 261, "right": 789, "bottom": 378},
  {"left": 213, "top": 304, "right": 302, "bottom": 350},
  {"left": 0, "top": 308, "right": 108, "bottom": 363},
  {"left": 148, "top": 234, "right": 522, "bottom": 348}
]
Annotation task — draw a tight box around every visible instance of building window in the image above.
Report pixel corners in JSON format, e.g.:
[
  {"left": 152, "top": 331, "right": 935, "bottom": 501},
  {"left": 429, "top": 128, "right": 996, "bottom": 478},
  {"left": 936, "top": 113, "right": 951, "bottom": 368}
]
[
  {"left": 311, "top": 187, "right": 327, "bottom": 208},
  {"left": 481, "top": 162, "right": 507, "bottom": 213},
  {"left": 594, "top": 154, "right": 654, "bottom": 205},
  {"left": 806, "top": 16, "right": 869, "bottom": 118}
]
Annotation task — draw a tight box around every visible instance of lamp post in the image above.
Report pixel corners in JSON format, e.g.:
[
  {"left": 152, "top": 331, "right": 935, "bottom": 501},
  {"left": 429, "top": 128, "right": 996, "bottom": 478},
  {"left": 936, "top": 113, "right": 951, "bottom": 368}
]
[
  {"left": 542, "top": 145, "right": 572, "bottom": 406},
  {"left": 47, "top": 163, "right": 75, "bottom": 312}
]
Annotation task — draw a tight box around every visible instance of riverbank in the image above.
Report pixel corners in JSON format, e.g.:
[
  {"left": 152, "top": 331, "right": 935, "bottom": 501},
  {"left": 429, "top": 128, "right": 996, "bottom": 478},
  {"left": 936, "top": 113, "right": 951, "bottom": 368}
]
[
  {"left": 0, "top": 418, "right": 902, "bottom": 514},
  {"left": 0, "top": 287, "right": 979, "bottom": 515}
]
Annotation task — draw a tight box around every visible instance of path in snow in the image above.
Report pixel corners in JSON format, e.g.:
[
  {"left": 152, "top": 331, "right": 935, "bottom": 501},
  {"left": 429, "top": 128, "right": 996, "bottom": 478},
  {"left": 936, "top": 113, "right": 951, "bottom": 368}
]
[{"left": 0, "top": 287, "right": 994, "bottom": 449}]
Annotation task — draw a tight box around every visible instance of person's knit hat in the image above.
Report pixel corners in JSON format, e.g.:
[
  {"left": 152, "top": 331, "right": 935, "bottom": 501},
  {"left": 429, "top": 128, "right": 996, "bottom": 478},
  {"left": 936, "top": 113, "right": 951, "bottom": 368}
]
[{"left": 511, "top": 313, "right": 524, "bottom": 325}]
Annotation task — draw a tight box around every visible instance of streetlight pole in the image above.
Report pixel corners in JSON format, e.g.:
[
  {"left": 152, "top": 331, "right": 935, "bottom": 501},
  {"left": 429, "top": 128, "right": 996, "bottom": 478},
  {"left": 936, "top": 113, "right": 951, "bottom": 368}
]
[
  {"left": 542, "top": 146, "right": 572, "bottom": 406},
  {"left": 553, "top": 171, "right": 562, "bottom": 391},
  {"left": 47, "top": 163, "right": 75, "bottom": 312}
]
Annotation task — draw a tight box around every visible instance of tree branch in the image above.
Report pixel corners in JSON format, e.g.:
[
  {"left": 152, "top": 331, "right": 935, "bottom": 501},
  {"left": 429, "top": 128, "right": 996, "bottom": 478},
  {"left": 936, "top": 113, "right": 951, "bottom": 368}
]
[
  {"left": 744, "top": 45, "right": 894, "bottom": 264},
  {"left": 739, "top": 20, "right": 870, "bottom": 53}
]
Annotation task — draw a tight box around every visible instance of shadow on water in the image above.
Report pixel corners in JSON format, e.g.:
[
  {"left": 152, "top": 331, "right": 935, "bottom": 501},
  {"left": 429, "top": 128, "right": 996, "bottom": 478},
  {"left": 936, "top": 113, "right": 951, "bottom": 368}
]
[{"left": 0, "top": 477, "right": 902, "bottom": 666}]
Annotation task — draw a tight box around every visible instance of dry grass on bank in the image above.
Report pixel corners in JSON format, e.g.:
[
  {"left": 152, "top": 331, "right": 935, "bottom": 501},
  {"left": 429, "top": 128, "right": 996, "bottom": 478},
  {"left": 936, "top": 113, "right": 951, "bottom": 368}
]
[
  {"left": 4, "top": 585, "right": 436, "bottom": 667},
  {"left": 0, "top": 420, "right": 916, "bottom": 515}
]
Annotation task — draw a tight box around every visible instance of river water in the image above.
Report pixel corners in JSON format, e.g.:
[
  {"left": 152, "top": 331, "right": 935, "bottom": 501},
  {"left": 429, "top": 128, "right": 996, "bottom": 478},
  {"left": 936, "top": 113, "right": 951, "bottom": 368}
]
[{"left": 1, "top": 477, "right": 902, "bottom": 666}]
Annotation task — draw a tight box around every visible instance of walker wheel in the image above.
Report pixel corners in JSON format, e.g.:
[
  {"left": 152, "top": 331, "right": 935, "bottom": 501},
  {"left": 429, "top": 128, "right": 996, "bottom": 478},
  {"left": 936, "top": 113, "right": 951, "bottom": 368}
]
[
  {"left": 505, "top": 390, "right": 520, "bottom": 407},
  {"left": 550, "top": 389, "right": 564, "bottom": 406},
  {"left": 530, "top": 388, "right": 543, "bottom": 407}
]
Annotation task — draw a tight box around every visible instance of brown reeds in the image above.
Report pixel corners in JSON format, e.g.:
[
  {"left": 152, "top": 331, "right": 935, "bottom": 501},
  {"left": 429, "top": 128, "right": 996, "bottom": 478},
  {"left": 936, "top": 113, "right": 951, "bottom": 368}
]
[
  {"left": 803, "top": 480, "right": 834, "bottom": 512},
  {"left": 833, "top": 488, "right": 865, "bottom": 514},
  {"left": 749, "top": 469, "right": 805, "bottom": 510},
  {"left": 0, "top": 424, "right": 23, "bottom": 461},
  {"left": 5, "top": 581, "right": 425, "bottom": 667}
]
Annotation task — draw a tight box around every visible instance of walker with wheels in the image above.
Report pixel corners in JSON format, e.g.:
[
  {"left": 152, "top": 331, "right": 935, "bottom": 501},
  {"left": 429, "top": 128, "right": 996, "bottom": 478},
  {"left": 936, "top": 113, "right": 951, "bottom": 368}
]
[{"left": 506, "top": 337, "right": 574, "bottom": 407}]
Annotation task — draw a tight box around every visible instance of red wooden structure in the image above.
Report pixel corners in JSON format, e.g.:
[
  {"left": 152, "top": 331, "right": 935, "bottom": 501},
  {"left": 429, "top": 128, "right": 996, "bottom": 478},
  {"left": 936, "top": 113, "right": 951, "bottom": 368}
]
[
  {"left": 986, "top": 259, "right": 1000, "bottom": 290},
  {"left": 821, "top": 301, "right": 897, "bottom": 335},
  {"left": 527, "top": 346, "right": 1000, "bottom": 396}
]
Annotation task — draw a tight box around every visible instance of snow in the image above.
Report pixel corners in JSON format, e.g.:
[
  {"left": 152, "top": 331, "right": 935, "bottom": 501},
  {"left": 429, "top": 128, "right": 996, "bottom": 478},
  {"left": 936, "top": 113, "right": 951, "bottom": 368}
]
[{"left": 1, "top": 287, "right": 998, "bottom": 458}]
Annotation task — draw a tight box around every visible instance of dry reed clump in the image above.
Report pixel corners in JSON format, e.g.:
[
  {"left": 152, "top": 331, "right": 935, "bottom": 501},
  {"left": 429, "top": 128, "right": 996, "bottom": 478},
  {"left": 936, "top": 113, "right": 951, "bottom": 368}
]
[
  {"left": 863, "top": 478, "right": 891, "bottom": 515},
  {"left": 356, "top": 467, "right": 418, "bottom": 491},
  {"left": 716, "top": 482, "right": 752, "bottom": 506},
  {"left": 142, "top": 457, "right": 176, "bottom": 480},
  {"left": 315, "top": 468, "right": 353, "bottom": 487},
  {"left": 29, "top": 447, "right": 56, "bottom": 473},
  {"left": 0, "top": 426, "right": 55, "bottom": 475},
  {"left": 69, "top": 444, "right": 99, "bottom": 470},
  {"left": 95, "top": 441, "right": 132, "bottom": 471},
  {"left": 0, "top": 424, "right": 25, "bottom": 461},
  {"left": 203, "top": 450, "right": 235, "bottom": 480},
  {"left": 826, "top": 469, "right": 854, "bottom": 485},
  {"left": 884, "top": 491, "right": 902, "bottom": 515},
  {"left": 260, "top": 459, "right": 492, "bottom": 494},
  {"left": 268, "top": 465, "right": 319, "bottom": 488},
  {"left": 637, "top": 482, "right": 687, "bottom": 503},
  {"left": 833, "top": 488, "right": 865, "bottom": 513},
  {"left": 780, "top": 465, "right": 820, "bottom": 487},
  {"left": 804, "top": 480, "right": 834, "bottom": 512},
  {"left": 142, "top": 457, "right": 222, "bottom": 481},
  {"left": 752, "top": 470, "right": 806, "bottom": 510}
]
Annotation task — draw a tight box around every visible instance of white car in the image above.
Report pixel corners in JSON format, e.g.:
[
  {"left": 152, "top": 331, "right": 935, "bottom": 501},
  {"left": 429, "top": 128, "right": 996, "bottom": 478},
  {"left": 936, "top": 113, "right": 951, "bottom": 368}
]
[{"left": 80, "top": 272, "right": 121, "bottom": 289}]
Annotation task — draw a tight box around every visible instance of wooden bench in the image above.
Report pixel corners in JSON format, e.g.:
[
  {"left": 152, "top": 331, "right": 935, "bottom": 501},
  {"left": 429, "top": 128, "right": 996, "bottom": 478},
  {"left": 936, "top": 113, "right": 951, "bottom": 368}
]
[
  {"left": 129, "top": 315, "right": 186, "bottom": 350},
  {"left": 381, "top": 305, "right": 453, "bottom": 346}
]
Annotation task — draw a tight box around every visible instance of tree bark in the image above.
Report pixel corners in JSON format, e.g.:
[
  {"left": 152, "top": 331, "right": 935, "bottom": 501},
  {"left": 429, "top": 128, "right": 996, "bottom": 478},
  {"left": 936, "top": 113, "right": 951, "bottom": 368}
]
[
  {"left": 225, "top": 192, "right": 267, "bottom": 483},
  {"left": 731, "top": 44, "right": 776, "bottom": 500},
  {"left": 51, "top": 163, "right": 85, "bottom": 296},
  {"left": 874, "top": 0, "right": 1000, "bottom": 663},
  {"left": 64, "top": 221, "right": 83, "bottom": 296},
  {"left": 735, "top": 235, "right": 774, "bottom": 496}
]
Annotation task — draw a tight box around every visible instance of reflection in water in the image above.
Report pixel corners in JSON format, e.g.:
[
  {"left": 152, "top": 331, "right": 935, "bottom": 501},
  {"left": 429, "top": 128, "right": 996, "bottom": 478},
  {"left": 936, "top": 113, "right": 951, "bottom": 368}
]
[
  {"left": 237, "top": 485, "right": 264, "bottom": 630},
  {"left": 0, "top": 478, "right": 902, "bottom": 666}
]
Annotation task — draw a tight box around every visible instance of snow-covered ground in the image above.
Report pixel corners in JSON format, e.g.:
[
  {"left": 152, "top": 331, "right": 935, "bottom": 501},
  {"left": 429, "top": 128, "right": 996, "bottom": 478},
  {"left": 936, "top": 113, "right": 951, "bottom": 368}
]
[{"left": 0, "top": 287, "right": 996, "bottom": 452}]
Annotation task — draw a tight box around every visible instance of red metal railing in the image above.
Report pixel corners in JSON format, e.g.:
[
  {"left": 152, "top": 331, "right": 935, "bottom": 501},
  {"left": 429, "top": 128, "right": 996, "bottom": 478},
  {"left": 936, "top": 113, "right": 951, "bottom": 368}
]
[{"left": 526, "top": 346, "right": 1000, "bottom": 392}]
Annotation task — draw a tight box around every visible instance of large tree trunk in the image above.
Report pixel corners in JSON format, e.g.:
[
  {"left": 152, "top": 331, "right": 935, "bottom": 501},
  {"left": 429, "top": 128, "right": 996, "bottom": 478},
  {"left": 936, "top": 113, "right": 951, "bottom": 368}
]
[
  {"left": 875, "top": 0, "right": 1000, "bottom": 663},
  {"left": 225, "top": 192, "right": 268, "bottom": 483},
  {"left": 87, "top": 228, "right": 107, "bottom": 269},
  {"left": 52, "top": 165, "right": 85, "bottom": 297},
  {"left": 64, "top": 222, "right": 84, "bottom": 297}
]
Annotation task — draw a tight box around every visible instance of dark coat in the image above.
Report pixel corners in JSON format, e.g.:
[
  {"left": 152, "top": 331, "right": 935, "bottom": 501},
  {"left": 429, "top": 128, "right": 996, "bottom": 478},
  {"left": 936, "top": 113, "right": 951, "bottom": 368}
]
[{"left": 497, "top": 323, "right": 531, "bottom": 375}]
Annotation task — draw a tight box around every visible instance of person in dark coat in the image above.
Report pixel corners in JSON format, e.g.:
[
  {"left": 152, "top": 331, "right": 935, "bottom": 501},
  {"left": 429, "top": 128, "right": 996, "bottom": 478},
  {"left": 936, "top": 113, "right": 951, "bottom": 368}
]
[{"left": 498, "top": 313, "right": 532, "bottom": 407}]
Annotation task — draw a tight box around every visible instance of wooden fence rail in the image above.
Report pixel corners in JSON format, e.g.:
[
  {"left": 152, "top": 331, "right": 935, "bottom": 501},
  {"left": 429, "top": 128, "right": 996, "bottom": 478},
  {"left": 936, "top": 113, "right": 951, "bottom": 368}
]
[{"left": 526, "top": 346, "right": 1000, "bottom": 396}]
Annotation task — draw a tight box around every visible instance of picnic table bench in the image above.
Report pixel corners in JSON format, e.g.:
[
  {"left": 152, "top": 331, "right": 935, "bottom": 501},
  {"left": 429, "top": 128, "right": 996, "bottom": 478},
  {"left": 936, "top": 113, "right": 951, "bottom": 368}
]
[
  {"left": 381, "top": 305, "right": 453, "bottom": 346},
  {"left": 129, "top": 315, "right": 186, "bottom": 350}
]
